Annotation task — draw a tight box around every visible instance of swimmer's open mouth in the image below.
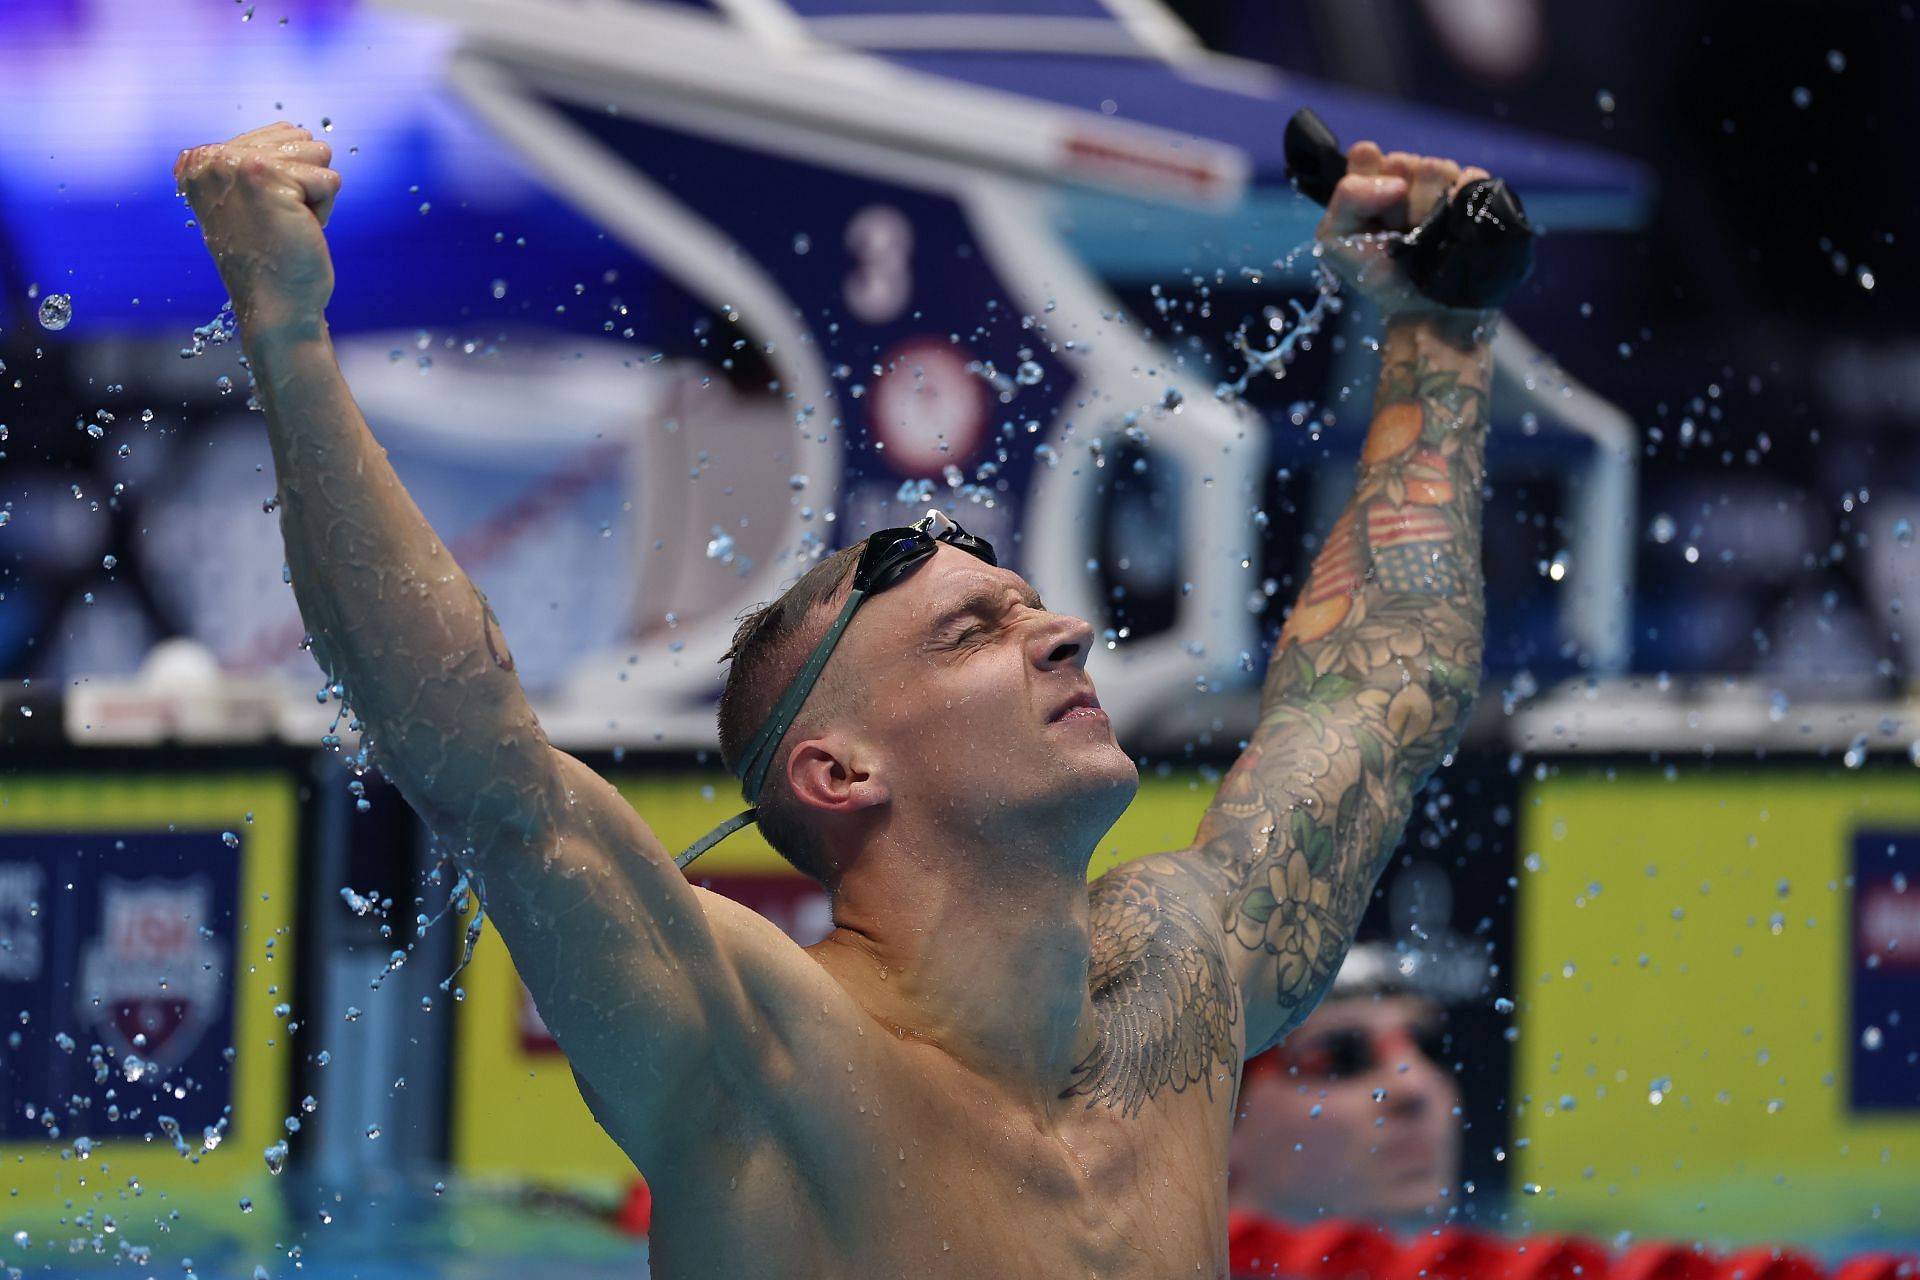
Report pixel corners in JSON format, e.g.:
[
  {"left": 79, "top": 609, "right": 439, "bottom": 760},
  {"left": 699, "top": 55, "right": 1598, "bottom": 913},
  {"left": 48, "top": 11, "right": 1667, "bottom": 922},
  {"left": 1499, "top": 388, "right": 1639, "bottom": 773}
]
[{"left": 1048, "top": 691, "right": 1104, "bottom": 722}]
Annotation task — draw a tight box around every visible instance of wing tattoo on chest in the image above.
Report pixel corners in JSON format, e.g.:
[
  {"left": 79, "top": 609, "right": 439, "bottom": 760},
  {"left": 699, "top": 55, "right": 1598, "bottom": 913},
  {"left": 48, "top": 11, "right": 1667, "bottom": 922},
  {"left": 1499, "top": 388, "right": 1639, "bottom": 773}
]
[{"left": 1060, "top": 863, "right": 1241, "bottom": 1117}]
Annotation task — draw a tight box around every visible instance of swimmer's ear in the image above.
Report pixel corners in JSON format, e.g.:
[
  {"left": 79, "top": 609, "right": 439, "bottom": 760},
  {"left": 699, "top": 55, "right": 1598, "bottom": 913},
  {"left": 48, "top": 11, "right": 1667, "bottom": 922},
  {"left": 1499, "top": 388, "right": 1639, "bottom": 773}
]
[{"left": 787, "top": 739, "right": 889, "bottom": 816}]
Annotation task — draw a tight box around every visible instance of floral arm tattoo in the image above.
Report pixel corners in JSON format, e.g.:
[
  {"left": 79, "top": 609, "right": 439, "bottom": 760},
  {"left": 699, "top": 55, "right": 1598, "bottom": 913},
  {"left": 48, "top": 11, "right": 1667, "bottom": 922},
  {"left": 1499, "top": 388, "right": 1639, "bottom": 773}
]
[
  {"left": 1211, "top": 313, "right": 1489, "bottom": 1044},
  {"left": 1079, "top": 315, "right": 1492, "bottom": 1100}
]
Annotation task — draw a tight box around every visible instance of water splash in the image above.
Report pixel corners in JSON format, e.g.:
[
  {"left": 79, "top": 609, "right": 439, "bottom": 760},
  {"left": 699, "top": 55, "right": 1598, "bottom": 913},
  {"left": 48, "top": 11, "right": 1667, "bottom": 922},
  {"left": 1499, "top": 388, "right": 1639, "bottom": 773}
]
[
  {"left": 37, "top": 293, "right": 73, "bottom": 331},
  {"left": 180, "top": 301, "right": 238, "bottom": 360},
  {"left": 1213, "top": 269, "right": 1342, "bottom": 404}
]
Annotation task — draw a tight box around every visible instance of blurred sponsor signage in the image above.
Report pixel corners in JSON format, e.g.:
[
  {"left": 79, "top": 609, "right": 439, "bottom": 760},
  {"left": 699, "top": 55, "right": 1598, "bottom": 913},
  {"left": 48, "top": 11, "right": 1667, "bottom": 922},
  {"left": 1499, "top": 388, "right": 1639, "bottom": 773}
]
[{"left": 1851, "top": 831, "right": 1920, "bottom": 1110}]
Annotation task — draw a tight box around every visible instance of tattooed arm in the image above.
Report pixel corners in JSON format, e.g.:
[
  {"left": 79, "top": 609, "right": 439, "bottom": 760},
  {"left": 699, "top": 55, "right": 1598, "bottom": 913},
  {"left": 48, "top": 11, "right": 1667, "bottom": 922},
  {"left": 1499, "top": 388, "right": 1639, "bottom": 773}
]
[
  {"left": 1069, "top": 313, "right": 1489, "bottom": 1113},
  {"left": 1182, "top": 146, "right": 1493, "bottom": 1057},
  {"left": 1071, "top": 146, "right": 1492, "bottom": 1114},
  {"left": 1194, "top": 310, "right": 1488, "bottom": 1054}
]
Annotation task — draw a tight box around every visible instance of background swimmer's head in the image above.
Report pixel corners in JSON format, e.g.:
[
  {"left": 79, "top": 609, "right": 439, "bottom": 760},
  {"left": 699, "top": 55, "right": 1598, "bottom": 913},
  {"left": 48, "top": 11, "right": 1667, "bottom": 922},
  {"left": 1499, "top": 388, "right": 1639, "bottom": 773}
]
[{"left": 1230, "top": 942, "right": 1467, "bottom": 1225}]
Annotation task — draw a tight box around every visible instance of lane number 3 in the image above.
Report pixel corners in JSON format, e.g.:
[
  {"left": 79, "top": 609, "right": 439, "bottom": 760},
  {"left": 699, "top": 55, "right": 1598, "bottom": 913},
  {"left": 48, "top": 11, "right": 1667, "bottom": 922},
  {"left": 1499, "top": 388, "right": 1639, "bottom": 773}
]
[{"left": 843, "top": 204, "right": 913, "bottom": 325}]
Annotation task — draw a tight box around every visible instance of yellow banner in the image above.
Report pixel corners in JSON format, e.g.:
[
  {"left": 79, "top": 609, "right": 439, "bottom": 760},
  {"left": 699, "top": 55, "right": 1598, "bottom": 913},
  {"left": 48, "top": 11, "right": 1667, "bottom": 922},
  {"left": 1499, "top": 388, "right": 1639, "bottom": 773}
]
[
  {"left": 0, "top": 773, "right": 298, "bottom": 1232},
  {"left": 1514, "top": 767, "right": 1920, "bottom": 1245}
]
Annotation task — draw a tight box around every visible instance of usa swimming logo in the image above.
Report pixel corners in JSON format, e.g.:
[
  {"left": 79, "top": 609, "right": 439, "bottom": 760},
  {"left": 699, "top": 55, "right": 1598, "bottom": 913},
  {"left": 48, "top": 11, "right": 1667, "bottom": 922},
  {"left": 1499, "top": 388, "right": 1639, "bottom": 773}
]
[{"left": 76, "top": 877, "right": 224, "bottom": 1073}]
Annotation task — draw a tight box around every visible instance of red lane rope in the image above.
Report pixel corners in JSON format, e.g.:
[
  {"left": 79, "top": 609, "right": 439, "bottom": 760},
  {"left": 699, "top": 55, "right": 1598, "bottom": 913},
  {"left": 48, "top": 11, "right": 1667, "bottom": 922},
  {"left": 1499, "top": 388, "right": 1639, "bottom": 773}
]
[{"left": 1227, "top": 1213, "right": 1917, "bottom": 1280}]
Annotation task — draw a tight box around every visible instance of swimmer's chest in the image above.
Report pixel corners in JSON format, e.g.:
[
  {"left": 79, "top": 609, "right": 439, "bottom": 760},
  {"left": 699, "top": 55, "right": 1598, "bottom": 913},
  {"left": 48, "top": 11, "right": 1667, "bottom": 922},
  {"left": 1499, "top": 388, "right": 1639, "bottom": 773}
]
[{"left": 647, "top": 1034, "right": 1232, "bottom": 1278}]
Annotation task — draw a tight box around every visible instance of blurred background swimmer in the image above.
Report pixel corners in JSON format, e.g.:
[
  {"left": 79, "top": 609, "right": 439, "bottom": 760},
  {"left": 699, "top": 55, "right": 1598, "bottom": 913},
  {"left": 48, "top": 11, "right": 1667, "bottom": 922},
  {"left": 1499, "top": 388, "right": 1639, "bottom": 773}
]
[{"left": 1229, "top": 939, "right": 1470, "bottom": 1228}]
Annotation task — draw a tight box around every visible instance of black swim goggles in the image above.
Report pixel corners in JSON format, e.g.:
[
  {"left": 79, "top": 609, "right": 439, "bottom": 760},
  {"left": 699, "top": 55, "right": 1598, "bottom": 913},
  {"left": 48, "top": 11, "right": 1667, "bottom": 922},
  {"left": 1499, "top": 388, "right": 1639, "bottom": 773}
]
[{"left": 676, "top": 509, "right": 997, "bottom": 869}]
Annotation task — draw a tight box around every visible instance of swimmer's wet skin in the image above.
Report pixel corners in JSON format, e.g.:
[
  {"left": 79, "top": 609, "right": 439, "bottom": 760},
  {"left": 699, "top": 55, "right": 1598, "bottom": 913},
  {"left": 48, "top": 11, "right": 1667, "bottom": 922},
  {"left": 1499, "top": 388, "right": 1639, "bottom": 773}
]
[{"left": 177, "top": 124, "right": 1492, "bottom": 1277}]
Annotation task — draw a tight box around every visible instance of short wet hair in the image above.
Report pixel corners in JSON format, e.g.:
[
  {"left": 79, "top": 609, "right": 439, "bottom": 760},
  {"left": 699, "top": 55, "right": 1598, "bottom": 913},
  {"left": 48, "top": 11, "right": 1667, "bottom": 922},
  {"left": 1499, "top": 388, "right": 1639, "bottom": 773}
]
[{"left": 716, "top": 540, "right": 869, "bottom": 883}]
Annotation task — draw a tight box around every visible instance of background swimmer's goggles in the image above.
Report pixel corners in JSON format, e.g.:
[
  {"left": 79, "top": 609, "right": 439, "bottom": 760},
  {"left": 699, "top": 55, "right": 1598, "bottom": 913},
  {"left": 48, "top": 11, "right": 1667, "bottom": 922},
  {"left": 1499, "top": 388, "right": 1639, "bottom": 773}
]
[{"left": 675, "top": 510, "right": 997, "bottom": 870}]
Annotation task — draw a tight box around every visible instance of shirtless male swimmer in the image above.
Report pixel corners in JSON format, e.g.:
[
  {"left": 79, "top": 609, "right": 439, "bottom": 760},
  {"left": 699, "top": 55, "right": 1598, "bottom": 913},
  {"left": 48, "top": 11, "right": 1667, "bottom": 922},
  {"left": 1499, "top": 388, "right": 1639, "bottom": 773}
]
[{"left": 175, "top": 121, "right": 1493, "bottom": 1278}]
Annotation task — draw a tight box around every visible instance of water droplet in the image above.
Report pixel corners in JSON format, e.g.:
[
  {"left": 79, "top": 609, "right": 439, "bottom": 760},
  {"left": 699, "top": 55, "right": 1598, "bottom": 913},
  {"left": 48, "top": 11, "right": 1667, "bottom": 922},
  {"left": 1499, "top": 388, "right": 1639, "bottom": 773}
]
[
  {"left": 1791, "top": 86, "right": 1812, "bottom": 109},
  {"left": 1648, "top": 513, "right": 1676, "bottom": 544},
  {"left": 1827, "top": 49, "right": 1847, "bottom": 73},
  {"left": 365, "top": 1124, "right": 381, "bottom": 1139},
  {"left": 1595, "top": 89, "right": 1616, "bottom": 113},
  {"left": 792, "top": 233, "right": 811, "bottom": 255},
  {"left": 704, "top": 528, "right": 735, "bottom": 562},
  {"left": 1494, "top": 997, "right": 1515, "bottom": 1014},
  {"left": 1015, "top": 361, "right": 1044, "bottom": 386},
  {"left": 1858, "top": 266, "right": 1876, "bottom": 291},
  {"left": 1862, "top": 1025, "right": 1884, "bottom": 1051},
  {"left": 222, "top": 831, "right": 241, "bottom": 849},
  {"left": 788, "top": 474, "right": 808, "bottom": 491},
  {"left": 37, "top": 294, "right": 73, "bottom": 331},
  {"left": 263, "top": 1140, "right": 288, "bottom": 1175}
]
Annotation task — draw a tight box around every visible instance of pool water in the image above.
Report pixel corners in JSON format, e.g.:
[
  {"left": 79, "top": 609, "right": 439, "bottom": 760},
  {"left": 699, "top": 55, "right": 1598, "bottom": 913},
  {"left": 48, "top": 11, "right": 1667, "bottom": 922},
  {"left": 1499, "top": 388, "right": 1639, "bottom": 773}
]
[{"left": 3, "top": 1181, "right": 652, "bottom": 1279}]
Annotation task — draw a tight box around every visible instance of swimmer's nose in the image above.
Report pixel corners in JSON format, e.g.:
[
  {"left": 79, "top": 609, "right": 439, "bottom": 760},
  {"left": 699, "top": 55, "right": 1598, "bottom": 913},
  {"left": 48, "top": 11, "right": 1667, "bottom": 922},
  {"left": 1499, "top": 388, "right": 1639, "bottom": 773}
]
[{"left": 1031, "top": 613, "right": 1095, "bottom": 670}]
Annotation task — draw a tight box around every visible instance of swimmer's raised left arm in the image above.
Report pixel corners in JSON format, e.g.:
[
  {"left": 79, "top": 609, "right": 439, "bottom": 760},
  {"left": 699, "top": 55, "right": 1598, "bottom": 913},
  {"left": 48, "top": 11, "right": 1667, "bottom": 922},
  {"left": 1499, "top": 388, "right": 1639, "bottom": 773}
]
[
  {"left": 1194, "top": 144, "right": 1490, "bottom": 1054},
  {"left": 1075, "top": 146, "right": 1491, "bottom": 1109}
]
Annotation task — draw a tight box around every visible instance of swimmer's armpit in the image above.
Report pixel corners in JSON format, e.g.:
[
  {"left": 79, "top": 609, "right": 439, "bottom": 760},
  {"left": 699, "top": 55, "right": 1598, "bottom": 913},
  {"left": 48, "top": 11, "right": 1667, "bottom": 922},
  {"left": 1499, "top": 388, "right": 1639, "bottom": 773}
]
[{"left": 1181, "top": 314, "right": 1491, "bottom": 1051}]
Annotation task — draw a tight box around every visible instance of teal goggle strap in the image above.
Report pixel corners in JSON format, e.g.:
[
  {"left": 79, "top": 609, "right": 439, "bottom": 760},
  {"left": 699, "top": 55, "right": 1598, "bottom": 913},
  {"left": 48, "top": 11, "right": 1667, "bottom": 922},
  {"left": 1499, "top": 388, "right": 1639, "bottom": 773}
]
[{"left": 674, "top": 585, "right": 869, "bottom": 871}]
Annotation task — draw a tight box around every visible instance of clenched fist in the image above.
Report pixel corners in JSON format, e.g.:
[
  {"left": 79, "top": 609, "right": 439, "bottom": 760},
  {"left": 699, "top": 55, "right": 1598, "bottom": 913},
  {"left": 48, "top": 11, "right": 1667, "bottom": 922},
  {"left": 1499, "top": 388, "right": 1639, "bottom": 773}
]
[
  {"left": 174, "top": 122, "right": 342, "bottom": 333},
  {"left": 1315, "top": 141, "right": 1492, "bottom": 317}
]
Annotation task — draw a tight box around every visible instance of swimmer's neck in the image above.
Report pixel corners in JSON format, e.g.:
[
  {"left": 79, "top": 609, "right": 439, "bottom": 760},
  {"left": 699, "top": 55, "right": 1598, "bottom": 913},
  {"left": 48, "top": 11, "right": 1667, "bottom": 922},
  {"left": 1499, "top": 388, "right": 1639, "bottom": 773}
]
[{"left": 812, "top": 838, "right": 1099, "bottom": 1123}]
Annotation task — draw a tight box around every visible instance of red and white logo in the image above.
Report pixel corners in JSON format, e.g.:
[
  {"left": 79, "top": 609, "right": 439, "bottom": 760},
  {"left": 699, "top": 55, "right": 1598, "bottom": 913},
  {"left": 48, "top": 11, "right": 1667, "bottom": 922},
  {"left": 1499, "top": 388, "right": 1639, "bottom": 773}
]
[
  {"left": 78, "top": 878, "right": 224, "bottom": 1071},
  {"left": 1858, "top": 879, "right": 1920, "bottom": 972}
]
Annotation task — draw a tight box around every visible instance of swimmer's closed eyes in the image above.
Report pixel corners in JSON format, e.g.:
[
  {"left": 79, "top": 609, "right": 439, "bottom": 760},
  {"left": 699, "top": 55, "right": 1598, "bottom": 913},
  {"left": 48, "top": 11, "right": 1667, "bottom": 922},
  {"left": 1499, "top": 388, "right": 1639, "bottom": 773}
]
[{"left": 926, "top": 585, "right": 1046, "bottom": 652}]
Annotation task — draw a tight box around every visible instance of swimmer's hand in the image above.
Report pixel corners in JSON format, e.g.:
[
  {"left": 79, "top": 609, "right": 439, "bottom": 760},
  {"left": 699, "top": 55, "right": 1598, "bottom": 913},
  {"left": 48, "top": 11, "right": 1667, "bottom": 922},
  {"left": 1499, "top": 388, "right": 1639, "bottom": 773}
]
[
  {"left": 1315, "top": 141, "right": 1493, "bottom": 320},
  {"left": 174, "top": 122, "right": 341, "bottom": 335}
]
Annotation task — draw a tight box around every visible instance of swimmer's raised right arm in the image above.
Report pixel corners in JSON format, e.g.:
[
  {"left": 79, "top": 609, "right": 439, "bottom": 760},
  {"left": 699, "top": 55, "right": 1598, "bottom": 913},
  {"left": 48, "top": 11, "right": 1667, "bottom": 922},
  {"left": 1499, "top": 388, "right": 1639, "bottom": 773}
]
[{"left": 174, "top": 124, "right": 788, "bottom": 1154}]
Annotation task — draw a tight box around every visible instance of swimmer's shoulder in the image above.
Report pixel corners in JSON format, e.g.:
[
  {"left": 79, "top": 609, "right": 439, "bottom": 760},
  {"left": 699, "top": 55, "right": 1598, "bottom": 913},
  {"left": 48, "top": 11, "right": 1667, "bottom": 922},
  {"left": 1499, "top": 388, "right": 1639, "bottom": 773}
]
[
  {"left": 607, "top": 887, "right": 879, "bottom": 1160},
  {"left": 685, "top": 887, "right": 874, "bottom": 1072}
]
